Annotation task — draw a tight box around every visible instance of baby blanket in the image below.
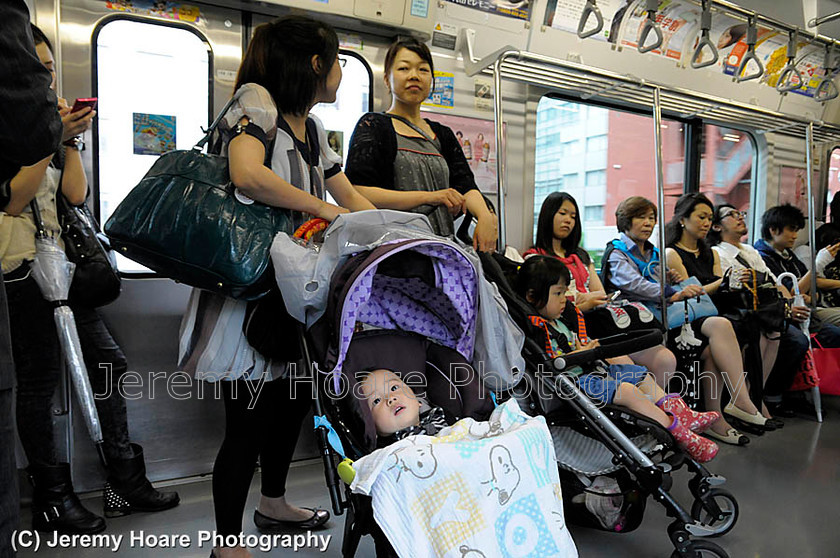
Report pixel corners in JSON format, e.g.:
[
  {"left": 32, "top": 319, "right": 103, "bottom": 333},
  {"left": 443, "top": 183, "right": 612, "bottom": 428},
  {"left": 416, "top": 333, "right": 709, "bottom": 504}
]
[{"left": 351, "top": 400, "right": 578, "bottom": 558}]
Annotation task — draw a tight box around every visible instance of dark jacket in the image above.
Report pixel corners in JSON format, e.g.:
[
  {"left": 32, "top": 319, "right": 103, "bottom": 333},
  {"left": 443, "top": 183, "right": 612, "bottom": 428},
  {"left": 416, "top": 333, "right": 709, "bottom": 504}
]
[
  {"left": 344, "top": 112, "right": 478, "bottom": 195},
  {"left": 754, "top": 239, "right": 808, "bottom": 280}
]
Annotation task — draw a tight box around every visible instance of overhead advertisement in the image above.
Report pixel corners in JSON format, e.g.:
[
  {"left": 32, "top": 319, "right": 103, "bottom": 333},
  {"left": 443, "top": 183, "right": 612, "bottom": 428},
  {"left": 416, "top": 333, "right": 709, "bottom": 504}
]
[
  {"left": 544, "top": 0, "right": 628, "bottom": 43},
  {"left": 618, "top": 0, "right": 700, "bottom": 61},
  {"left": 444, "top": 0, "right": 533, "bottom": 22}
]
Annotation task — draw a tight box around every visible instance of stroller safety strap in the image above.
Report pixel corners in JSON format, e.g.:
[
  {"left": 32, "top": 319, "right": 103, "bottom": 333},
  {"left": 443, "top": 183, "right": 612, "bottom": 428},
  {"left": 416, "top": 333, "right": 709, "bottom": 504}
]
[{"left": 314, "top": 415, "right": 346, "bottom": 459}]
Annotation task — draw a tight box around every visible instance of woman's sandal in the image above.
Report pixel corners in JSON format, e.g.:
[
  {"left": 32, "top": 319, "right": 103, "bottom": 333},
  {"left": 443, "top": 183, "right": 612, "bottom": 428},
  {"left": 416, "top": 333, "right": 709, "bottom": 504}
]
[
  {"left": 253, "top": 508, "right": 330, "bottom": 532},
  {"left": 705, "top": 427, "right": 750, "bottom": 446}
]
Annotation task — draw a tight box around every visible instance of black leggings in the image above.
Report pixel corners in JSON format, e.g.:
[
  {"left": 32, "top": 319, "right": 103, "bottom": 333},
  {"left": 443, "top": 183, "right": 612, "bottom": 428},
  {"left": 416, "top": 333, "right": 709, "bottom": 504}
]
[{"left": 213, "top": 376, "right": 311, "bottom": 536}]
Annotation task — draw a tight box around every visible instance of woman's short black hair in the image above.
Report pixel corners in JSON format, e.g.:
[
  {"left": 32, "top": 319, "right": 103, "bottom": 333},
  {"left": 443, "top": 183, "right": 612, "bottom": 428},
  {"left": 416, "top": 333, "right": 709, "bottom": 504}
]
[
  {"left": 760, "top": 204, "right": 805, "bottom": 240},
  {"left": 664, "top": 193, "right": 714, "bottom": 253},
  {"left": 235, "top": 15, "right": 338, "bottom": 116},
  {"left": 383, "top": 36, "right": 434, "bottom": 87},
  {"left": 533, "top": 192, "right": 591, "bottom": 265},
  {"left": 30, "top": 24, "right": 52, "bottom": 52},
  {"left": 515, "top": 256, "right": 571, "bottom": 310},
  {"left": 830, "top": 191, "right": 840, "bottom": 224},
  {"left": 615, "top": 196, "right": 657, "bottom": 233}
]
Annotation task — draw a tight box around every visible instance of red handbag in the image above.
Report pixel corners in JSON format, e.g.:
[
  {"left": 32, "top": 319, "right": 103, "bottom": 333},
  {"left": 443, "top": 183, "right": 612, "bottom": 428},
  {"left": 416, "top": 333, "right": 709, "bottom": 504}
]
[{"left": 811, "top": 336, "right": 840, "bottom": 396}]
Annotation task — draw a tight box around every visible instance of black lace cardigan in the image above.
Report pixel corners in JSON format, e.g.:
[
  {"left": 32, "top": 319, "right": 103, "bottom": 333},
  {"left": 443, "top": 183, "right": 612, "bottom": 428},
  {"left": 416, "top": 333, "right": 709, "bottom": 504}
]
[{"left": 344, "top": 112, "right": 479, "bottom": 195}]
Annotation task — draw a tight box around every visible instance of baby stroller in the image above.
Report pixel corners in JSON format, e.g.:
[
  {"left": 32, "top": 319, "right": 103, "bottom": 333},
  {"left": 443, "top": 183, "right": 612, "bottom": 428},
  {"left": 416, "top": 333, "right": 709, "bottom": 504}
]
[{"left": 476, "top": 250, "right": 738, "bottom": 558}]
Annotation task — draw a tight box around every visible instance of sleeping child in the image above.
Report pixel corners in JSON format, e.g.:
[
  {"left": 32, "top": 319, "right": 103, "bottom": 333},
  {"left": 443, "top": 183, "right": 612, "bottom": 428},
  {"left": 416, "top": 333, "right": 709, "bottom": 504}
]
[{"left": 515, "top": 255, "right": 720, "bottom": 463}]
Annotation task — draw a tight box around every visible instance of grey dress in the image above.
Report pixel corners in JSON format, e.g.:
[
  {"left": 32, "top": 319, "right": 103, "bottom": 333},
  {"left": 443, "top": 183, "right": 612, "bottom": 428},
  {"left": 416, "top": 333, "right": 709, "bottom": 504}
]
[{"left": 393, "top": 133, "right": 453, "bottom": 237}]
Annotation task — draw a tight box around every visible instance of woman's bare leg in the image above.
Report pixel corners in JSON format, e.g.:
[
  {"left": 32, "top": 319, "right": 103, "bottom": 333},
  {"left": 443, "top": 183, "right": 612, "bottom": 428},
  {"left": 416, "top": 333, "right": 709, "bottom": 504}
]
[{"left": 700, "top": 317, "right": 759, "bottom": 415}]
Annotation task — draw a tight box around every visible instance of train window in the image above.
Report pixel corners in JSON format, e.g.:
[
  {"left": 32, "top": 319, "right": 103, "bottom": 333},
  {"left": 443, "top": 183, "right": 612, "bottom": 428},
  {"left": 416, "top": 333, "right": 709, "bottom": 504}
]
[
  {"left": 95, "top": 19, "right": 211, "bottom": 272},
  {"left": 534, "top": 97, "right": 684, "bottom": 266},
  {"left": 827, "top": 148, "right": 840, "bottom": 222},
  {"left": 698, "top": 125, "right": 755, "bottom": 219}
]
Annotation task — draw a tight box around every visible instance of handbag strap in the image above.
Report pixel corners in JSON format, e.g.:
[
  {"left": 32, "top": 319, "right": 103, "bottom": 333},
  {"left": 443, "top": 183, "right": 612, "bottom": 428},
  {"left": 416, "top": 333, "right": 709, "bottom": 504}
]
[
  {"left": 193, "top": 93, "right": 242, "bottom": 151},
  {"left": 384, "top": 112, "right": 437, "bottom": 143}
]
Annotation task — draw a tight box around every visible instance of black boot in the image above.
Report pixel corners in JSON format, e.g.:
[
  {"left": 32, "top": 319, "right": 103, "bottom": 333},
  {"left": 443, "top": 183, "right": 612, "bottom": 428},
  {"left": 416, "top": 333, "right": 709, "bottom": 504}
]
[
  {"left": 103, "top": 444, "right": 179, "bottom": 518},
  {"left": 29, "top": 463, "right": 106, "bottom": 534}
]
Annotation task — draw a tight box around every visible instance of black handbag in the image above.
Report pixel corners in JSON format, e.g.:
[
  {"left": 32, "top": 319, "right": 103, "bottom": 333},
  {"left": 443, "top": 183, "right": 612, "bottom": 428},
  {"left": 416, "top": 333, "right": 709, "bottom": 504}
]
[
  {"left": 103, "top": 94, "right": 292, "bottom": 300},
  {"left": 57, "top": 193, "right": 121, "bottom": 307},
  {"left": 713, "top": 260, "right": 786, "bottom": 333}
]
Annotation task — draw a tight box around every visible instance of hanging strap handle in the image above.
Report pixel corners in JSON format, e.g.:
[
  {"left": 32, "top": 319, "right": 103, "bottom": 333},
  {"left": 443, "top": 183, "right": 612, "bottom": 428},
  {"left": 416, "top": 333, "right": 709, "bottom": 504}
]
[
  {"left": 816, "top": 44, "right": 840, "bottom": 101},
  {"left": 577, "top": 0, "right": 604, "bottom": 39},
  {"left": 777, "top": 30, "right": 803, "bottom": 93},
  {"left": 638, "top": 0, "right": 664, "bottom": 54},
  {"left": 692, "top": 0, "right": 719, "bottom": 69},
  {"left": 737, "top": 15, "right": 764, "bottom": 82}
]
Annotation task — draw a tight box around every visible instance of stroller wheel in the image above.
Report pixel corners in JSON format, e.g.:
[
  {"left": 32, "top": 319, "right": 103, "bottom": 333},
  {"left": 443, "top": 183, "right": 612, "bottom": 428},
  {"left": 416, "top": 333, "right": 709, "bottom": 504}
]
[
  {"left": 670, "top": 539, "right": 729, "bottom": 558},
  {"left": 689, "top": 488, "right": 739, "bottom": 537}
]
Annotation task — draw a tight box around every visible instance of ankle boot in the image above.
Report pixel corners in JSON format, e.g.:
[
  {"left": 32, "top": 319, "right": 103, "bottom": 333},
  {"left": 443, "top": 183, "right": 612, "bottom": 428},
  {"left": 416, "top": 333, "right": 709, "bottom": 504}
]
[
  {"left": 103, "top": 444, "right": 180, "bottom": 518},
  {"left": 666, "top": 414, "right": 719, "bottom": 463},
  {"left": 29, "top": 463, "right": 106, "bottom": 534},
  {"left": 656, "top": 393, "right": 720, "bottom": 433}
]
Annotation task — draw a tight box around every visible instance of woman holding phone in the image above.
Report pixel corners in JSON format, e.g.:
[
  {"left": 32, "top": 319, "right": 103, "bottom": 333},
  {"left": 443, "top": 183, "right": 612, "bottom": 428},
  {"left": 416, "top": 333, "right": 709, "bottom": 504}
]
[{"left": 1, "top": 24, "right": 179, "bottom": 535}]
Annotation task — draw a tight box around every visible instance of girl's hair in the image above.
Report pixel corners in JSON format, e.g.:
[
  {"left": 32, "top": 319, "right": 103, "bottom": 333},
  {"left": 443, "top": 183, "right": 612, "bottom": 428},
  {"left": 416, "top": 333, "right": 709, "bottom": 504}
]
[
  {"left": 615, "top": 196, "right": 657, "bottom": 233},
  {"left": 515, "top": 256, "right": 571, "bottom": 310},
  {"left": 383, "top": 36, "right": 435, "bottom": 88},
  {"left": 235, "top": 15, "right": 338, "bottom": 116},
  {"left": 533, "top": 192, "right": 591, "bottom": 265},
  {"left": 30, "top": 24, "right": 52, "bottom": 52},
  {"left": 707, "top": 203, "right": 737, "bottom": 246},
  {"left": 664, "top": 193, "right": 715, "bottom": 258}
]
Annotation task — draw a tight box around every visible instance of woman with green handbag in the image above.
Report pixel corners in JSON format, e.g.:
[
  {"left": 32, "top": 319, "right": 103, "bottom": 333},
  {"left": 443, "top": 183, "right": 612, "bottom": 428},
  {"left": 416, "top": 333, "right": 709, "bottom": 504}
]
[{"left": 175, "top": 15, "right": 375, "bottom": 558}]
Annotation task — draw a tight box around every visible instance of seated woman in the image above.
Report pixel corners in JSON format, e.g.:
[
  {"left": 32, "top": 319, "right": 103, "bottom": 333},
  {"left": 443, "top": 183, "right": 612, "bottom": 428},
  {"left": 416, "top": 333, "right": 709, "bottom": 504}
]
[
  {"left": 515, "top": 256, "right": 719, "bottom": 463},
  {"left": 602, "top": 196, "right": 764, "bottom": 446},
  {"left": 524, "top": 192, "right": 678, "bottom": 386},
  {"left": 708, "top": 203, "right": 808, "bottom": 423},
  {"left": 345, "top": 36, "right": 497, "bottom": 252}
]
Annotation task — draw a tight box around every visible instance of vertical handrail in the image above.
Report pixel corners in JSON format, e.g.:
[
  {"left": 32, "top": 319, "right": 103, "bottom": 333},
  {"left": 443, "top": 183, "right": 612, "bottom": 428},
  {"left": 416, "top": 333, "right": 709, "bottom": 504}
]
[
  {"left": 806, "top": 123, "right": 818, "bottom": 309},
  {"left": 494, "top": 56, "right": 507, "bottom": 252},
  {"left": 653, "top": 87, "right": 668, "bottom": 327}
]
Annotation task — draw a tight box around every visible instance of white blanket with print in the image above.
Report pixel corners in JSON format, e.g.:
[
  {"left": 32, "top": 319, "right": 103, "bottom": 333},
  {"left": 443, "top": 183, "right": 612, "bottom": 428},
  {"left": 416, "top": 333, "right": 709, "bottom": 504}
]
[{"left": 351, "top": 400, "right": 578, "bottom": 558}]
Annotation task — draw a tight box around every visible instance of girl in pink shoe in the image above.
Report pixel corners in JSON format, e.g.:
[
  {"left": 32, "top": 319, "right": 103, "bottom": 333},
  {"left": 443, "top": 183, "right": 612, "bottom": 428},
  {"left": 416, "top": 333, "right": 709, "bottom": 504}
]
[
  {"left": 525, "top": 193, "right": 679, "bottom": 387},
  {"left": 516, "top": 256, "right": 720, "bottom": 463}
]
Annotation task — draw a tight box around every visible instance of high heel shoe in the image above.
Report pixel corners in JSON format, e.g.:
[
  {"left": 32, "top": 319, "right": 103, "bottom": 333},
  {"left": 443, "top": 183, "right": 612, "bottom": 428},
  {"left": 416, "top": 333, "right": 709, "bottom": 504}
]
[{"left": 723, "top": 403, "right": 768, "bottom": 427}]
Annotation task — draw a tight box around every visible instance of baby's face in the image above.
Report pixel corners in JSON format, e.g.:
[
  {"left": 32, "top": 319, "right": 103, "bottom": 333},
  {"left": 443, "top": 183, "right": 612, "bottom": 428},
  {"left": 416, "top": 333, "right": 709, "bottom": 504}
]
[{"left": 360, "top": 369, "right": 421, "bottom": 435}]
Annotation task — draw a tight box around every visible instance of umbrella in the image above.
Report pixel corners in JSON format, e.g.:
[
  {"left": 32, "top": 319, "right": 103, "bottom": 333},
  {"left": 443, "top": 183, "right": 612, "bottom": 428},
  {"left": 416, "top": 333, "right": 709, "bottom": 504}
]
[
  {"left": 776, "top": 272, "right": 822, "bottom": 422},
  {"left": 29, "top": 225, "right": 108, "bottom": 466}
]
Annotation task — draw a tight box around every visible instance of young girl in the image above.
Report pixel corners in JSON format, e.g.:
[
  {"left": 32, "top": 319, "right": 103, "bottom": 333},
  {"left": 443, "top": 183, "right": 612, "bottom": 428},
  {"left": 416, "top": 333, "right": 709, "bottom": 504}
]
[{"left": 516, "top": 256, "right": 719, "bottom": 463}]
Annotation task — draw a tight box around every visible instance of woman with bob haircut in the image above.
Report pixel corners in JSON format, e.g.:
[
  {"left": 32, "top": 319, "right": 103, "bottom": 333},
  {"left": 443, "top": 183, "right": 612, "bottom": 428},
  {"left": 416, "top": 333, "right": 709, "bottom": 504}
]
[
  {"left": 603, "top": 195, "right": 762, "bottom": 447},
  {"left": 524, "top": 192, "right": 678, "bottom": 387},
  {"left": 345, "top": 36, "right": 497, "bottom": 252},
  {"left": 176, "top": 15, "right": 375, "bottom": 558}
]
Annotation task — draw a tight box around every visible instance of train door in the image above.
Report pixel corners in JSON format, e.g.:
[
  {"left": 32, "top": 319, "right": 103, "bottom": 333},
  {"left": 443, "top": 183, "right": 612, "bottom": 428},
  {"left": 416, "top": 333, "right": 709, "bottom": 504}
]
[{"left": 33, "top": 0, "right": 242, "bottom": 491}]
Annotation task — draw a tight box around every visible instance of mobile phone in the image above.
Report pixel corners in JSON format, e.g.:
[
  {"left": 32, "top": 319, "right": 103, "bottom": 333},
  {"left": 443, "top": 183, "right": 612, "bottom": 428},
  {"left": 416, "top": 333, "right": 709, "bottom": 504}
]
[
  {"left": 71, "top": 98, "right": 98, "bottom": 113},
  {"left": 608, "top": 290, "right": 621, "bottom": 301}
]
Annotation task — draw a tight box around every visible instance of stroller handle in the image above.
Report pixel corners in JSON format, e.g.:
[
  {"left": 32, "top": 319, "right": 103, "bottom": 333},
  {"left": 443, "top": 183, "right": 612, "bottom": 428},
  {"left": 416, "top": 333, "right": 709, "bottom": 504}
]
[{"left": 552, "top": 329, "right": 664, "bottom": 371}]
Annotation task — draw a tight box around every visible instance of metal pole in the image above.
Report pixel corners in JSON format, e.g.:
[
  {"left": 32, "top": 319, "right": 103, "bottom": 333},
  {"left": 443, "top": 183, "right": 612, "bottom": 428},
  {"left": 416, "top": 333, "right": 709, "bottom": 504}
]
[
  {"left": 493, "top": 57, "right": 507, "bottom": 252},
  {"left": 653, "top": 87, "right": 668, "bottom": 326},
  {"left": 806, "top": 123, "right": 818, "bottom": 308}
]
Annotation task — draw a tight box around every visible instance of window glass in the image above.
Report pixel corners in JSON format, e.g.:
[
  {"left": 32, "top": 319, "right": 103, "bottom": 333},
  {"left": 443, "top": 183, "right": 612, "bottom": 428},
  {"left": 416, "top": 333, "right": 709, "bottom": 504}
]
[
  {"left": 96, "top": 20, "right": 210, "bottom": 272},
  {"left": 699, "top": 125, "right": 755, "bottom": 226},
  {"left": 534, "top": 97, "right": 685, "bottom": 266}
]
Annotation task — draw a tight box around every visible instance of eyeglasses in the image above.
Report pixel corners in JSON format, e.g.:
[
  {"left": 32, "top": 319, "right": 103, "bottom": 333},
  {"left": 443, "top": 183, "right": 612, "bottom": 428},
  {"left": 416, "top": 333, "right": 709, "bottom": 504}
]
[
  {"left": 339, "top": 58, "right": 347, "bottom": 67},
  {"left": 722, "top": 210, "right": 748, "bottom": 220}
]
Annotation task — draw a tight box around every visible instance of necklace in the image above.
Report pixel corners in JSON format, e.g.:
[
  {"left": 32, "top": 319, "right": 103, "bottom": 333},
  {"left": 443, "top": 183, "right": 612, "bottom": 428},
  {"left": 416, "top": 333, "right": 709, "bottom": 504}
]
[{"left": 675, "top": 242, "right": 700, "bottom": 254}]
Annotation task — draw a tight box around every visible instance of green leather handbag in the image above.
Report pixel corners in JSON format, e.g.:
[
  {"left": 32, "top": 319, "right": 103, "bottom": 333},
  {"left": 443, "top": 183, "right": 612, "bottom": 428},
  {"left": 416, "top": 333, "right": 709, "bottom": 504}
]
[{"left": 104, "top": 96, "right": 292, "bottom": 300}]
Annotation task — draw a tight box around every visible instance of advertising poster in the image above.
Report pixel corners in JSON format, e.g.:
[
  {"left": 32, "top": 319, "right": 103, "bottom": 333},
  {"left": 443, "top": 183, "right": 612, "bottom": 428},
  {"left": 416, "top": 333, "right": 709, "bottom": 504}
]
[
  {"left": 133, "top": 113, "right": 176, "bottom": 155},
  {"left": 762, "top": 44, "right": 833, "bottom": 98},
  {"left": 326, "top": 130, "right": 344, "bottom": 160},
  {"left": 444, "top": 0, "right": 532, "bottom": 22},
  {"left": 618, "top": 0, "right": 700, "bottom": 61},
  {"left": 544, "top": 0, "right": 630, "bottom": 44},
  {"left": 105, "top": 1, "right": 200, "bottom": 22},
  {"left": 423, "top": 72, "right": 455, "bottom": 109},
  {"left": 428, "top": 113, "right": 500, "bottom": 193}
]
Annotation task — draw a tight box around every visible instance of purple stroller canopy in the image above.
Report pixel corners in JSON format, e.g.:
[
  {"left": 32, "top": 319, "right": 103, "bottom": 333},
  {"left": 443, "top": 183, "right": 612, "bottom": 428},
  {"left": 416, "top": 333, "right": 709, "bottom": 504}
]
[{"left": 329, "top": 239, "right": 478, "bottom": 390}]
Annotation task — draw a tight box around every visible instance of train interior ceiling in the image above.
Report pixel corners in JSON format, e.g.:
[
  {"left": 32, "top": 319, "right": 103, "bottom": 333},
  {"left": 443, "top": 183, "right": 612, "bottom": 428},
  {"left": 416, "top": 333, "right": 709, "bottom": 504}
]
[{"left": 16, "top": 0, "right": 840, "bottom": 556}]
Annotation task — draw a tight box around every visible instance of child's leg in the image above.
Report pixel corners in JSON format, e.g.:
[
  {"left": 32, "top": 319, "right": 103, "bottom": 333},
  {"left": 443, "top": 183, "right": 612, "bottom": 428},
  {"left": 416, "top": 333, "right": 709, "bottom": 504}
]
[{"left": 612, "top": 382, "right": 671, "bottom": 428}]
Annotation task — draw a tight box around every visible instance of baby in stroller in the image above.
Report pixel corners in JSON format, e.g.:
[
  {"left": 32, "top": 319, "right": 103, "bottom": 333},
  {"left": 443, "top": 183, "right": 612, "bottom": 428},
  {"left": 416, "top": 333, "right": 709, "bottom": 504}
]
[{"left": 515, "top": 256, "right": 720, "bottom": 463}]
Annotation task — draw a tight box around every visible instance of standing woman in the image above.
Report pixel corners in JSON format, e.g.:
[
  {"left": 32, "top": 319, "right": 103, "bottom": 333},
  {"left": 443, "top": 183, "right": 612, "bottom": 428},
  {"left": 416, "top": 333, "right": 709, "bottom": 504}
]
[
  {"left": 177, "top": 16, "right": 374, "bottom": 558},
  {"left": 1, "top": 25, "right": 178, "bottom": 535},
  {"left": 345, "top": 36, "right": 498, "bottom": 252},
  {"left": 524, "top": 192, "right": 678, "bottom": 386}
]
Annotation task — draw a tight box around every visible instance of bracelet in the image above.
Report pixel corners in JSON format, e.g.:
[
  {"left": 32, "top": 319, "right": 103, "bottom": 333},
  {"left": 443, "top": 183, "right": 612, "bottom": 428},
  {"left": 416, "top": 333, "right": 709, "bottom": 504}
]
[{"left": 63, "top": 136, "right": 84, "bottom": 151}]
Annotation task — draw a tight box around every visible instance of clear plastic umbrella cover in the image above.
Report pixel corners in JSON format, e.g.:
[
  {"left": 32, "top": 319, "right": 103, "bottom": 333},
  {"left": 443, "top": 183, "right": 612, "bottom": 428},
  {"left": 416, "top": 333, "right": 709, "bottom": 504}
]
[{"left": 30, "top": 237, "right": 106, "bottom": 463}]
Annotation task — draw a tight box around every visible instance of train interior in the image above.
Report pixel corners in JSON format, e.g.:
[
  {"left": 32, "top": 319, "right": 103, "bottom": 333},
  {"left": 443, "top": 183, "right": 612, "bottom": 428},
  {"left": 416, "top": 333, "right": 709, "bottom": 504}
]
[{"left": 13, "top": 0, "right": 840, "bottom": 555}]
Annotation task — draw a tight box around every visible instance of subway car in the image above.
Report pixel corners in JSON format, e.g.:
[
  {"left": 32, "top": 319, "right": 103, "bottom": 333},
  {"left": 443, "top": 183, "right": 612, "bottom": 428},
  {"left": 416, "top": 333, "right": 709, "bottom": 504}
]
[{"left": 6, "top": 0, "right": 840, "bottom": 556}]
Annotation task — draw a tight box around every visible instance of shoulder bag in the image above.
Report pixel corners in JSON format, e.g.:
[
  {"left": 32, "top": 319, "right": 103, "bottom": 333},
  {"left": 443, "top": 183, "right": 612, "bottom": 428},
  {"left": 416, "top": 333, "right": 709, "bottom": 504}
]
[{"left": 104, "top": 94, "right": 292, "bottom": 300}]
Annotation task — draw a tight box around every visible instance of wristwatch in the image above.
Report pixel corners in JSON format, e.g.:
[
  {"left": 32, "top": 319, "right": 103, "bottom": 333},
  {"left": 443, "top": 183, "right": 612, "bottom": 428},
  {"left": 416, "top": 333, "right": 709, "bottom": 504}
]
[{"left": 63, "top": 136, "right": 85, "bottom": 151}]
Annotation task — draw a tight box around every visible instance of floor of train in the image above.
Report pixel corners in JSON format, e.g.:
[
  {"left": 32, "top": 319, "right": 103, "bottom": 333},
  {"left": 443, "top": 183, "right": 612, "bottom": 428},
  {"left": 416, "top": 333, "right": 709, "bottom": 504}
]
[{"left": 17, "top": 395, "right": 840, "bottom": 558}]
